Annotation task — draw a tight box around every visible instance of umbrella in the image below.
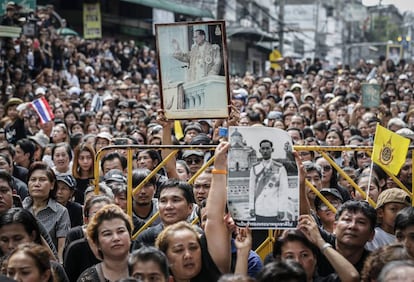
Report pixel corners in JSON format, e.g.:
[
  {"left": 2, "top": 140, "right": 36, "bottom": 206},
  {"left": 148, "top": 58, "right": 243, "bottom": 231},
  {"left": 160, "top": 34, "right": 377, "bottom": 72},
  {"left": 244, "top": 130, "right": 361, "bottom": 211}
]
[{"left": 56, "top": 27, "right": 79, "bottom": 36}]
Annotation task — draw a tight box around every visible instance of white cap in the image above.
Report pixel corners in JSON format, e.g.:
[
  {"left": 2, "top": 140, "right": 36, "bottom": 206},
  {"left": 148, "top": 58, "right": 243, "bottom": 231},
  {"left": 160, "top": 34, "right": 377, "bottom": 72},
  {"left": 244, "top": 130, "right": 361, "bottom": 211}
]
[{"left": 35, "top": 87, "right": 46, "bottom": 96}]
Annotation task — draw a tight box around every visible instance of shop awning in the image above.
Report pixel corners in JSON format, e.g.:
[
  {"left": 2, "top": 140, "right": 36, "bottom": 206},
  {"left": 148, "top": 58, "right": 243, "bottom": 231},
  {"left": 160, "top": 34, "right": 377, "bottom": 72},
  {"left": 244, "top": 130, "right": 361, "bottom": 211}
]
[
  {"left": 227, "top": 26, "right": 276, "bottom": 42},
  {"left": 121, "top": 0, "right": 214, "bottom": 18}
]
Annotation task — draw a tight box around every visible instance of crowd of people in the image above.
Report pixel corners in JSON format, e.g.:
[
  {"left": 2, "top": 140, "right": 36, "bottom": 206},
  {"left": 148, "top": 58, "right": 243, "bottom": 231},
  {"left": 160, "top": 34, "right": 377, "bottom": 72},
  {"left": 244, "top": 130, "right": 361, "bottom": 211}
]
[{"left": 1, "top": 1, "right": 414, "bottom": 281}]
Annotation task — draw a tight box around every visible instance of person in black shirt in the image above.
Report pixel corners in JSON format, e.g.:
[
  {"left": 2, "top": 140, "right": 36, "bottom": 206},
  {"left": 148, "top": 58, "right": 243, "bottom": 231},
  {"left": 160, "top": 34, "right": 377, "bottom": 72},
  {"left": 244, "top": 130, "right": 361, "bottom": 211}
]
[
  {"left": 4, "top": 98, "right": 27, "bottom": 145},
  {"left": 56, "top": 174, "right": 83, "bottom": 227}
]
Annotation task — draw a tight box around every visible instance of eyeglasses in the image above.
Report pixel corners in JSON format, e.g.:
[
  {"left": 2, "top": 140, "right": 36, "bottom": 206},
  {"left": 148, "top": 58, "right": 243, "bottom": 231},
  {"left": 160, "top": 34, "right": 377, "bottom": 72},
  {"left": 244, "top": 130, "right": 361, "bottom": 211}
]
[
  {"left": 185, "top": 158, "right": 203, "bottom": 165},
  {"left": 194, "top": 183, "right": 210, "bottom": 190},
  {"left": 318, "top": 199, "right": 342, "bottom": 211},
  {"left": 322, "top": 165, "right": 332, "bottom": 172},
  {"left": 357, "top": 152, "right": 369, "bottom": 159}
]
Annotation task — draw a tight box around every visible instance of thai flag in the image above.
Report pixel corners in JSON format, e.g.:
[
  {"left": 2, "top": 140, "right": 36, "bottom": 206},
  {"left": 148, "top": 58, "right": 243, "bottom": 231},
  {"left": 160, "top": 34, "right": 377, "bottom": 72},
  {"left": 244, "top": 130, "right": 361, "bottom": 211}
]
[{"left": 31, "top": 97, "right": 55, "bottom": 124}]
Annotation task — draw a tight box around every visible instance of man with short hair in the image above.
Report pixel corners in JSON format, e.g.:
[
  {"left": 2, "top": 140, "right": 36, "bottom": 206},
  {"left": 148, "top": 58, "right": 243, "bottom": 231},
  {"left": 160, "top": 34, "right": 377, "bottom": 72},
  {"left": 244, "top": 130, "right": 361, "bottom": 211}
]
[
  {"left": 318, "top": 200, "right": 377, "bottom": 276},
  {"left": 0, "top": 153, "right": 28, "bottom": 200},
  {"left": 131, "top": 169, "right": 159, "bottom": 226},
  {"left": 303, "top": 161, "right": 322, "bottom": 211},
  {"left": 397, "top": 152, "right": 412, "bottom": 189},
  {"left": 14, "top": 138, "right": 36, "bottom": 169},
  {"left": 290, "top": 114, "right": 306, "bottom": 130},
  {"left": 101, "top": 151, "right": 127, "bottom": 175},
  {"left": 132, "top": 179, "right": 195, "bottom": 248},
  {"left": 395, "top": 206, "right": 414, "bottom": 257},
  {"left": 0, "top": 143, "right": 28, "bottom": 183},
  {"left": 193, "top": 168, "right": 212, "bottom": 207}
]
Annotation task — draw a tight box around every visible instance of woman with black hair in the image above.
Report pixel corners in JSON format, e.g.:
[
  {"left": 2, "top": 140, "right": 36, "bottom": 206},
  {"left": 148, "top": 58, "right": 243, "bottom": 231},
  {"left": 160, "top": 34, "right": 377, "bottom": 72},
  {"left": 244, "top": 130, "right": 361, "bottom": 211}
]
[
  {"left": 23, "top": 162, "right": 71, "bottom": 263},
  {"left": 272, "top": 223, "right": 359, "bottom": 282}
]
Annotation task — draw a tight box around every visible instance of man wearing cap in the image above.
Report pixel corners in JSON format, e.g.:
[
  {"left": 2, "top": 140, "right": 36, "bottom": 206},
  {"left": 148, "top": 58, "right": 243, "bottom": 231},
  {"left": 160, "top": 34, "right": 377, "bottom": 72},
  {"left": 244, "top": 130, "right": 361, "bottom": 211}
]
[
  {"left": 314, "top": 188, "right": 343, "bottom": 233},
  {"left": 290, "top": 83, "right": 303, "bottom": 104},
  {"left": 365, "top": 187, "right": 411, "bottom": 251},
  {"left": 103, "top": 168, "right": 127, "bottom": 186},
  {"left": 91, "top": 83, "right": 105, "bottom": 112},
  {"left": 4, "top": 98, "right": 27, "bottom": 145},
  {"left": 28, "top": 132, "right": 49, "bottom": 161},
  {"left": 1, "top": 2, "right": 19, "bottom": 26},
  {"left": 56, "top": 175, "right": 83, "bottom": 227},
  {"left": 95, "top": 132, "right": 112, "bottom": 152},
  {"left": 265, "top": 111, "right": 282, "bottom": 127},
  {"left": 182, "top": 150, "right": 205, "bottom": 176},
  {"left": 249, "top": 139, "right": 290, "bottom": 221},
  {"left": 183, "top": 122, "right": 202, "bottom": 144}
]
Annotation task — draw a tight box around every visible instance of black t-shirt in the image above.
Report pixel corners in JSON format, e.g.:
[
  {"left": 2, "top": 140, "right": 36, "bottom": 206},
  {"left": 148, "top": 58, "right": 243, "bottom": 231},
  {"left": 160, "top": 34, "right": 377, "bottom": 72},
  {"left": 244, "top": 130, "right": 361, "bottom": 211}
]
[
  {"left": 64, "top": 238, "right": 100, "bottom": 282},
  {"left": 318, "top": 229, "right": 371, "bottom": 277},
  {"left": 191, "top": 235, "right": 222, "bottom": 282},
  {"left": 74, "top": 178, "right": 92, "bottom": 205},
  {"left": 66, "top": 201, "right": 83, "bottom": 227},
  {"left": 5, "top": 117, "right": 26, "bottom": 145}
]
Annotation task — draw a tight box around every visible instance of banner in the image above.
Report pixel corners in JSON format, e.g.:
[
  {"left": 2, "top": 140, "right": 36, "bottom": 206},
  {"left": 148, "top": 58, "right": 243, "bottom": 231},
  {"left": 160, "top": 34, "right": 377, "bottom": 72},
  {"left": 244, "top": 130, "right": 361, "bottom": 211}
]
[
  {"left": 372, "top": 124, "right": 410, "bottom": 175},
  {"left": 83, "top": 3, "right": 102, "bottom": 39}
]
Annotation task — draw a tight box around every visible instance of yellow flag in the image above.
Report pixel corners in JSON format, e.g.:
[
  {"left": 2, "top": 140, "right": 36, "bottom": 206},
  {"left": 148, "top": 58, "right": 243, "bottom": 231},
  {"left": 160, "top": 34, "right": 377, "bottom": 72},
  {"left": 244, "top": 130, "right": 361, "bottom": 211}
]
[
  {"left": 174, "top": 120, "right": 184, "bottom": 141},
  {"left": 372, "top": 124, "right": 410, "bottom": 175}
]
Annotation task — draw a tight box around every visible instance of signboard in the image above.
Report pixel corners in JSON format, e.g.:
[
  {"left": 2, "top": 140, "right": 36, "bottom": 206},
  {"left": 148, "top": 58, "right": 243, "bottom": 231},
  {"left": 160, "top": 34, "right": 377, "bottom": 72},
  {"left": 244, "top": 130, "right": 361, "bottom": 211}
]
[
  {"left": 362, "top": 83, "right": 380, "bottom": 108},
  {"left": 83, "top": 3, "right": 102, "bottom": 39}
]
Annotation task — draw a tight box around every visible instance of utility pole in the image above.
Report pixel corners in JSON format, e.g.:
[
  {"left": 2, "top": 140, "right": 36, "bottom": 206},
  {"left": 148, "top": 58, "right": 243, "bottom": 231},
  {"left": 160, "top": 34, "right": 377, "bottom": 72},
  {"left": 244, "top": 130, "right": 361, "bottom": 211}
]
[
  {"left": 278, "top": 0, "right": 285, "bottom": 55},
  {"left": 314, "top": 0, "right": 320, "bottom": 59},
  {"left": 217, "top": 0, "right": 225, "bottom": 20}
]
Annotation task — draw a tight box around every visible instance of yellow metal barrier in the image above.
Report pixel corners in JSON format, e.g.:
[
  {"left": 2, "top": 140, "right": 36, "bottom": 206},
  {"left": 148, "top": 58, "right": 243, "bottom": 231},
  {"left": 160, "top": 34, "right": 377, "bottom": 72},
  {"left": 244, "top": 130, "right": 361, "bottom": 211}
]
[
  {"left": 93, "top": 145, "right": 217, "bottom": 240},
  {"left": 93, "top": 144, "right": 413, "bottom": 260}
]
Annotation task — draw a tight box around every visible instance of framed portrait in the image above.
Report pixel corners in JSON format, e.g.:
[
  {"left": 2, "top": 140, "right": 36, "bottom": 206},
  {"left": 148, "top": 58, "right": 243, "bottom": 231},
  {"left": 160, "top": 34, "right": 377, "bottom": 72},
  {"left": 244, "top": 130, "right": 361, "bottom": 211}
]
[
  {"left": 361, "top": 83, "right": 380, "bottom": 108},
  {"left": 386, "top": 44, "right": 402, "bottom": 65},
  {"left": 155, "top": 21, "right": 230, "bottom": 120},
  {"left": 227, "top": 127, "right": 299, "bottom": 229}
]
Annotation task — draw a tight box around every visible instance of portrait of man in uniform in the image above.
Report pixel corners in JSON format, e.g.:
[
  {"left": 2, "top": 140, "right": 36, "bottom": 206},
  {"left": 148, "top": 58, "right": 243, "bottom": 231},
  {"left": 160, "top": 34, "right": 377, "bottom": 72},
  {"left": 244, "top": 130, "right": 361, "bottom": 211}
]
[
  {"left": 227, "top": 127, "right": 299, "bottom": 229},
  {"left": 249, "top": 139, "right": 289, "bottom": 221}
]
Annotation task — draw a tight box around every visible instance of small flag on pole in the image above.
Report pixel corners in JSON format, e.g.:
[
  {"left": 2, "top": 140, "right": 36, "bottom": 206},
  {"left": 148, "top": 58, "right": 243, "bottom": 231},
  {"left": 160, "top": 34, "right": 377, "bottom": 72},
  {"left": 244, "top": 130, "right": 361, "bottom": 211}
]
[
  {"left": 372, "top": 124, "right": 410, "bottom": 175},
  {"left": 174, "top": 120, "right": 184, "bottom": 141},
  {"left": 31, "top": 97, "right": 55, "bottom": 124}
]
